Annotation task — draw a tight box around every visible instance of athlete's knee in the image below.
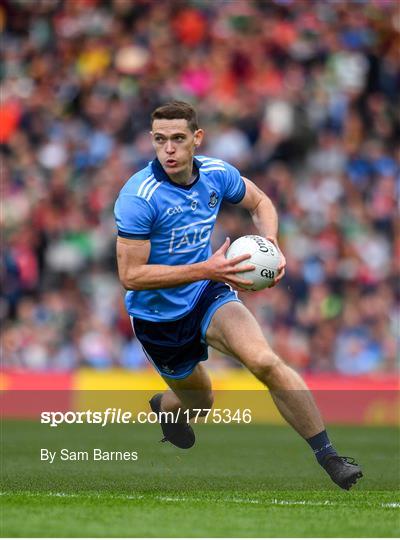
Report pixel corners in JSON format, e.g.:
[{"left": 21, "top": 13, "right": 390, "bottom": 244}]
[
  {"left": 196, "top": 390, "right": 214, "bottom": 413},
  {"left": 200, "top": 390, "right": 214, "bottom": 413},
  {"left": 249, "top": 350, "right": 283, "bottom": 383}
]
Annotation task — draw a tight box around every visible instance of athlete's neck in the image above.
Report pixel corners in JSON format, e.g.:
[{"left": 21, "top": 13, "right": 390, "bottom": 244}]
[{"left": 167, "top": 160, "right": 198, "bottom": 186}]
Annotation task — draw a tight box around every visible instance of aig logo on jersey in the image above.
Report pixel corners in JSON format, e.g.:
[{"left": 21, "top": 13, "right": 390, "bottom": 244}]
[
  {"left": 208, "top": 191, "right": 219, "bottom": 208},
  {"left": 166, "top": 205, "right": 183, "bottom": 215},
  {"left": 169, "top": 215, "right": 216, "bottom": 254}
]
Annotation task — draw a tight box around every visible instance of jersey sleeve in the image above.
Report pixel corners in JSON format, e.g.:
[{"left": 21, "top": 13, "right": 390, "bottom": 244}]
[
  {"left": 114, "top": 194, "right": 155, "bottom": 239},
  {"left": 222, "top": 162, "right": 246, "bottom": 204}
]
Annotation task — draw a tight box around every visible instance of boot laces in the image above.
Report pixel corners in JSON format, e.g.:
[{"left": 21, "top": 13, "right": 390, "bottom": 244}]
[{"left": 332, "top": 456, "right": 358, "bottom": 466}]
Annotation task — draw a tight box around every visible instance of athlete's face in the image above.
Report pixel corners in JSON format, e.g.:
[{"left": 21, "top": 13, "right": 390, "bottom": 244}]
[{"left": 151, "top": 119, "right": 204, "bottom": 180}]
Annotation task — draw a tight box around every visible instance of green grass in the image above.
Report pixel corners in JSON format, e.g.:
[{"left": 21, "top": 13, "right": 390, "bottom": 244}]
[{"left": 1, "top": 421, "right": 399, "bottom": 537}]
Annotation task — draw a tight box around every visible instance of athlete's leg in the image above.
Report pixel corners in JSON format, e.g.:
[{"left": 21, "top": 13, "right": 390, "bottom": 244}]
[
  {"left": 160, "top": 362, "right": 214, "bottom": 419},
  {"left": 205, "top": 301, "right": 324, "bottom": 438}
]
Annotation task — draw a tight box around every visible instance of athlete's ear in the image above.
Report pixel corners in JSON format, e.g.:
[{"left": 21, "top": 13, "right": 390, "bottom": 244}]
[
  {"left": 193, "top": 129, "right": 204, "bottom": 148},
  {"left": 149, "top": 131, "right": 157, "bottom": 149}
]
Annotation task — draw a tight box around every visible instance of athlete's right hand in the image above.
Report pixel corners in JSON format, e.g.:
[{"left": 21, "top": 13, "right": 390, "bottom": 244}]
[{"left": 202, "top": 237, "right": 255, "bottom": 291}]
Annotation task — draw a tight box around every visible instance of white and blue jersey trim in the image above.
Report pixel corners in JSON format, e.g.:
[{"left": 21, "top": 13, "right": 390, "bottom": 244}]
[
  {"left": 136, "top": 174, "right": 162, "bottom": 201},
  {"left": 196, "top": 156, "right": 246, "bottom": 203},
  {"left": 196, "top": 156, "right": 226, "bottom": 173}
]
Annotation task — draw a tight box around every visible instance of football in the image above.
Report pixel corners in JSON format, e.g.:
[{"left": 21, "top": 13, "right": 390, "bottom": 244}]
[{"left": 226, "top": 235, "right": 281, "bottom": 291}]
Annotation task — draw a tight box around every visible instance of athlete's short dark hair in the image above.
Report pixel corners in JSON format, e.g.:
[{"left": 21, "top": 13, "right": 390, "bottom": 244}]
[{"left": 151, "top": 101, "right": 199, "bottom": 132}]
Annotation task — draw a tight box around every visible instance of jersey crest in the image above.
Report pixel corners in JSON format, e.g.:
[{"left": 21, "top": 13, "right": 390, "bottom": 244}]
[{"left": 208, "top": 191, "right": 219, "bottom": 208}]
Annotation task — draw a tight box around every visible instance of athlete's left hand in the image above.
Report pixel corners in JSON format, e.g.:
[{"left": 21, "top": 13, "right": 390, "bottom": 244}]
[{"left": 266, "top": 237, "right": 286, "bottom": 288}]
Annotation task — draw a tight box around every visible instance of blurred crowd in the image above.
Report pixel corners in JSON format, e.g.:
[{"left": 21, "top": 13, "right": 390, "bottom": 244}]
[{"left": 1, "top": 0, "right": 399, "bottom": 374}]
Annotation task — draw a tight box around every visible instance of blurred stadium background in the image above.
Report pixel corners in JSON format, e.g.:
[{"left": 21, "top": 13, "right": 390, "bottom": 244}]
[{"left": 1, "top": 0, "right": 399, "bottom": 380}]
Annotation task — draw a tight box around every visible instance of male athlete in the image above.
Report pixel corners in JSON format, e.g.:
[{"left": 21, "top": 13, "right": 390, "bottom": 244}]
[{"left": 114, "top": 101, "right": 362, "bottom": 490}]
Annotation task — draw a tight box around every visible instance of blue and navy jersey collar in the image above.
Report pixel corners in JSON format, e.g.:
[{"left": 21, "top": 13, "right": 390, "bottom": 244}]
[{"left": 151, "top": 157, "right": 202, "bottom": 190}]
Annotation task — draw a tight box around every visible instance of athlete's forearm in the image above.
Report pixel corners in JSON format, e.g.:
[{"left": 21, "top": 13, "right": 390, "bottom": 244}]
[
  {"left": 121, "top": 261, "right": 208, "bottom": 291},
  {"left": 250, "top": 195, "right": 279, "bottom": 240}
]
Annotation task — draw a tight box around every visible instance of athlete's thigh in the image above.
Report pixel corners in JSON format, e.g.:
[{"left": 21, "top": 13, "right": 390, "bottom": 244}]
[
  {"left": 205, "top": 301, "right": 274, "bottom": 367},
  {"left": 162, "top": 362, "right": 212, "bottom": 407}
]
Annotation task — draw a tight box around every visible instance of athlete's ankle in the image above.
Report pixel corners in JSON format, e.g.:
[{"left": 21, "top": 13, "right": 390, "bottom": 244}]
[{"left": 306, "top": 430, "right": 338, "bottom": 465}]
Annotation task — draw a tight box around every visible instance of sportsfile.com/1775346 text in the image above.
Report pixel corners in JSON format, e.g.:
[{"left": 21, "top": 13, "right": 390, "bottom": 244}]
[{"left": 40, "top": 408, "right": 252, "bottom": 427}]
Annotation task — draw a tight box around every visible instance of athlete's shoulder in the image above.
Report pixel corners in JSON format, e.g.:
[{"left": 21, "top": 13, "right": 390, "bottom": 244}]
[
  {"left": 119, "top": 163, "right": 162, "bottom": 203},
  {"left": 196, "top": 155, "right": 242, "bottom": 179},
  {"left": 196, "top": 155, "right": 244, "bottom": 204},
  {"left": 195, "top": 155, "right": 228, "bottom": 173}
]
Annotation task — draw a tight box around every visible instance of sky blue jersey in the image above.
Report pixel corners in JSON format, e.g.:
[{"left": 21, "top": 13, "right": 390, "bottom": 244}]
[{"left": 114, "top": 156, "right": 246, "bottom": 322}]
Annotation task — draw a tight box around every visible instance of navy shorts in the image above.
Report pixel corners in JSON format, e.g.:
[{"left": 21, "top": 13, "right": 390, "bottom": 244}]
[{"left": 131, "top": 281, "right": 240, "bottom": 379}]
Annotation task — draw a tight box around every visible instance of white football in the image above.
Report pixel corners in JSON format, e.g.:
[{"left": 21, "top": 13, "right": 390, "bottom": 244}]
[{"left": 226, "top": 235, "right": 281, "bottom": 291}]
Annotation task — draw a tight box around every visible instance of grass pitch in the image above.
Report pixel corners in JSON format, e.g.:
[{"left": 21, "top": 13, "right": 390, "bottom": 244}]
[{"left": 1, "top": 421, "right": 399, "bottom": 537}]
